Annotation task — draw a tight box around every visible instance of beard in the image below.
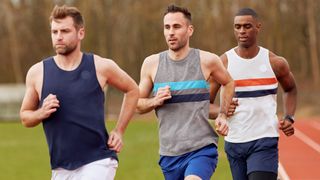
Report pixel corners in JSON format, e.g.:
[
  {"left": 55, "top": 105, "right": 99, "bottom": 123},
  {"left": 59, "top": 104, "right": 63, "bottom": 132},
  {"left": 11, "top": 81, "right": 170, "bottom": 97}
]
[
  {"left": 167, "top": 38, "right": 188, "bottom": 52},
  {"left": 54, "top": 43, "right": 77, "bottom": 55}
]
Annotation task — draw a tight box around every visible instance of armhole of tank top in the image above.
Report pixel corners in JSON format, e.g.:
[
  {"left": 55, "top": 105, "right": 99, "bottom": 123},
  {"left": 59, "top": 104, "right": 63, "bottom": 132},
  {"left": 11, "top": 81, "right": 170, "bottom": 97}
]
[
  {"left": 196, "top": 49, "right": 207, "bottom": 81},
  {"left": 225, "top": 55, "right": 230, "bottom": 71},
  {"left": 225, "top": 50, "right": 233, "bottom": 71},
  {"left": 153, "top": 52, "right": 163, "bottom": 83},
  {"left": 90, "top": 53, "right": 105, "bottom": 93},
  {"left": 263, "top": 48, "right": 277, "bottom": 78},
  {"left": 40, "top": 59, "right": 48, "bottom": 102}
]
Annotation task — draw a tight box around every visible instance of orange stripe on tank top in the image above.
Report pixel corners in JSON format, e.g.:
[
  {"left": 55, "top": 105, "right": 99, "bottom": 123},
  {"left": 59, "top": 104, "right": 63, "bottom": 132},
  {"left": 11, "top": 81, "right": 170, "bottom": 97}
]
[{"left": 235, "top": 77, "right": 278, "bottom": 87}]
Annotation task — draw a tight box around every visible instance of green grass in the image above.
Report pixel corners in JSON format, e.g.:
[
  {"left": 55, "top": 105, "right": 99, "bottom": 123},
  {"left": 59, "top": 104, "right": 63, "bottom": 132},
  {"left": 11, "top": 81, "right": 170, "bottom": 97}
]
[
  {"left": 0, "top": 120, "right": 232, "bottom": 180},
  {"left": 0, "top": 122, "right": 51, "bottom": 180}
]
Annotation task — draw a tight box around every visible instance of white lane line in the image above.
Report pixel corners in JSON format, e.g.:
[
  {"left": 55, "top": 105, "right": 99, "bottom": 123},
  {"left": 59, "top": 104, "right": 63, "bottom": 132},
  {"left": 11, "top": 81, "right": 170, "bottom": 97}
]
[
  {"left": 295, "top": 128, "right": 320, "bottom": 154},
  {"left": 278, "top": 162, "right": 290, "bottom": 180}
]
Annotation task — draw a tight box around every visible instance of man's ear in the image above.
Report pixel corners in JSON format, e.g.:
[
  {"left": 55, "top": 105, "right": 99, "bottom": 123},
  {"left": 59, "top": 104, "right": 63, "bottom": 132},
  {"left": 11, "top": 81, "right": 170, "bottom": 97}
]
[
  {"left": 78, "top": 27, "right": 85, "bottom": 40},
  {"left": 256, "top": 22, "right": 262, "bottom": 32},
  {"left": 188, "top": 24, "right": 194, "bottom": 36}
]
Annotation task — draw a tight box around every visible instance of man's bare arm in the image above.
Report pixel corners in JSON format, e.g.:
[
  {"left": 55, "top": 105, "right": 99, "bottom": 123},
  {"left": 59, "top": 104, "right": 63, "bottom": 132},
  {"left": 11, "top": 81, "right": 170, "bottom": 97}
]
[
  {"left": 136, "top": 55, "right": 172, "bottom": 114},
  {"left": 20, "top": 63, "right": 60, "bottom": 127},
  {"left": 270, "top": 53, "right": 297, "bottom": 136},
  {"left": 96, "top": 57, "right": 139, "bottom": 152}
]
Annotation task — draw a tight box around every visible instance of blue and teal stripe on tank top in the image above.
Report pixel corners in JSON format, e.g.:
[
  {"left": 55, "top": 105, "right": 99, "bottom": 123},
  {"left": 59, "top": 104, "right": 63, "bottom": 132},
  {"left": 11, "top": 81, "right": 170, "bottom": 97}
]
[{"left": 153, "top": 80, "right": 210, "bottom": 104}]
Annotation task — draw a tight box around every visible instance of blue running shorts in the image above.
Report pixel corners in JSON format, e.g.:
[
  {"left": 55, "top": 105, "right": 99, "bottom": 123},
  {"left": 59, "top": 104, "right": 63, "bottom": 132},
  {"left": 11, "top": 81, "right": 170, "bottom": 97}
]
[
  {"left": 225, "top": 137, "right": 278, "bottom": 180},
  {"left": 159, "top": 144, "right": 218, "bottom": 180}
]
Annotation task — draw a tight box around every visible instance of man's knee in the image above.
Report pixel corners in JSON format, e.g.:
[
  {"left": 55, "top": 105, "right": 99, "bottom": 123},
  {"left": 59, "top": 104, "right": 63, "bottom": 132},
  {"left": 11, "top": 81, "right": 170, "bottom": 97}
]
[{"left": 185, "top": 175, "right": 202, "bottom": 180}]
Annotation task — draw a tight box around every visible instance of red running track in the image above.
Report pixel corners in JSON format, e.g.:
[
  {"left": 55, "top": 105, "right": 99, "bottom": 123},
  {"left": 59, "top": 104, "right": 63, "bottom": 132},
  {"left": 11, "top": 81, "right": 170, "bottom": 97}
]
[{"left": 279, "top": 118, "right": 320, "bottom": 180}]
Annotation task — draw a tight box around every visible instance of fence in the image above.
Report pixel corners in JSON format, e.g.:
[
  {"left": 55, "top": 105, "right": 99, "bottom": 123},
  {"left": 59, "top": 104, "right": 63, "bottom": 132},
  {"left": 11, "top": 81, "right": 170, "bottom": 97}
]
[{"left": 0, "top": 84, "right": 25, "bottom": 121}]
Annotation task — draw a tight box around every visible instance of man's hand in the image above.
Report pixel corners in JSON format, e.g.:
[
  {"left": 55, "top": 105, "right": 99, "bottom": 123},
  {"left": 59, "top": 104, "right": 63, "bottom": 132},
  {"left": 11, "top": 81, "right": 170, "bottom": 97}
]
[
  {"left": 215, "top": 113, "right": 229, "bottom": 136},
  {"left": 40, "top": 94, "right": 59, "bottom": 119},
  {"left": 227, "top": 98, "right": 238, "bottom": 117},
  {"left": 153, "top": 85, "right": 171, "bottom": 107},
  {"left": 108, "top": 130, "right": 123, "bottom": 153},
  {"left": 279, "top": 119, "right": 294, "bottom": 136}
]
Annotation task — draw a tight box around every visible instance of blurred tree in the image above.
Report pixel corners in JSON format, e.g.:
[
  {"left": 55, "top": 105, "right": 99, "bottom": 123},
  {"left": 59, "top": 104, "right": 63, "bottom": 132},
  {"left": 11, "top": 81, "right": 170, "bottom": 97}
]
[
  {"left": 0, "top": 0, "right": 319, "bottom": 87},
  {"left": 2, "top": 0, "right": 24, "bottom": 83},
  {"left": 307, "top": 0, "right": 319, "bottom": 86}
]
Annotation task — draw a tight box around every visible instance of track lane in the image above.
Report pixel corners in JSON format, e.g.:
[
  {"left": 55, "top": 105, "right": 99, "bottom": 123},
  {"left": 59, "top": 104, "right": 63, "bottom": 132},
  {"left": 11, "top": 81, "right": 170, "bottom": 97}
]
[{"left": 279, "top": 119, "right": 320, "bottom": 180}]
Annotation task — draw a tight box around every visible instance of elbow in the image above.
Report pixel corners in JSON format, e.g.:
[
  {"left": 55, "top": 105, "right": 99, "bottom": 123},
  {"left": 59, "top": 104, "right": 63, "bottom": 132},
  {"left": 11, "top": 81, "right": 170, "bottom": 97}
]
[
  {"left": 135, "top": 108, "right": 143, "bottom": 114},
  {"left": 136, "top": 109, "right": 148, "bottom": 115},
  {"left": 292, "top": 86, "right": 298, "bottom": 95},
  {"left": 135, "top": 99, "right": 151, "bottom": 114},
  {"left": 127, "top": 85, "right": 140, "bottom": 100},
  {"left": 20, "top": 118, "right": 34, "bottom": 128},
  {"left": 284, "top": 84, "right": 298, "bottom": 96},
  {"left": 136, "top": 103, "right": 146, "bottom": 114},
  {"left": 20, "top": 112, "right": 37, "bottom": 128},
  {"left": 20, "top": 112, "right": 28, "bottom": 127}
]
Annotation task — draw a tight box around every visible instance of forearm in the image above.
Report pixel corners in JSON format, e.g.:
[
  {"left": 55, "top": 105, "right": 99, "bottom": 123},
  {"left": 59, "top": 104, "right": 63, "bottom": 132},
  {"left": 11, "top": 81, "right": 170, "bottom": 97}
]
[
  {"left": 283, "top": 87, "right": 297, "bottom": 116},
  {"left": 115, "top": 88, "right": 139, "bottom": 134},
  {"left": 20, "top": 109, "right": 44, "bottom": 128},
  {"left": 209, "top": 103, "right": 220, "bottom": 119},
  {"left": 136, "top": 97, "right": 157, "bottom": 114},
  {"left": 219, "top": 81, "right": 235, "bottom": 115}
]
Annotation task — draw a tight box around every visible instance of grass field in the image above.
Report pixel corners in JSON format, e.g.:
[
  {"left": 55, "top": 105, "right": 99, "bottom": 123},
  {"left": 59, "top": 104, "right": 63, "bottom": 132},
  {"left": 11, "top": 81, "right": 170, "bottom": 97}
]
[{"left": 0, "top": 120, "right": 232, "bottom": 180}]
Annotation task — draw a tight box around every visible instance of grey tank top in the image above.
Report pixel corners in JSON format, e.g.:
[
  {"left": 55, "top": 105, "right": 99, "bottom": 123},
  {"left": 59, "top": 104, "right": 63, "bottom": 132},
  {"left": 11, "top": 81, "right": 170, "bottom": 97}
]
[{"left": 153, "top": 48, "right": 218, "bottom": 156}]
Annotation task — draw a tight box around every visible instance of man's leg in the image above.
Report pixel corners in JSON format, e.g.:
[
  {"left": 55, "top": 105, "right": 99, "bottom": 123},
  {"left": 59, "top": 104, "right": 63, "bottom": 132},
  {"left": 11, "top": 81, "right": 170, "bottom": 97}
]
[
  {"left": 248, "top": 171, "right": 277, "bottom": 180},
  {"left": 51, "top": 168, "right": 75, "bottom": 180},
  {"left": 159, "top": 155, "right": 185, "bottom": 180},
  {"left": 184, "top": 144, "right": 218, "bottom": 180},
  {"left": 225, "top": 141, "right": 249, "bottom": 180},
  {"left": 184, "top": 155, "right": 217, "bottom": 180},
  {"left": 78, "top": 158, "right": 118, "bottom": 180},
  {"left": 184, "top": 175, "right": 202, "bottom": 180},
  {"left": 246, "top": 137, "right": 278, "bottom": 180}
]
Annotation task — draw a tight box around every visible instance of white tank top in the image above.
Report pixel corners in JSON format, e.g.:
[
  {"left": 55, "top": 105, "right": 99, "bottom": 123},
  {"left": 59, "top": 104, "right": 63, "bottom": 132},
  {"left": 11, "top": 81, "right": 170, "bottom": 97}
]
[{"left": 225, "top": 47, "right": 279, "bottom": 143}]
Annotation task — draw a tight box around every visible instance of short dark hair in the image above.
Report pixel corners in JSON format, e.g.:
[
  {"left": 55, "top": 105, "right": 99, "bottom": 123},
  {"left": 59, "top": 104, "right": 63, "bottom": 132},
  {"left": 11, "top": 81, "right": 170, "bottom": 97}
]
[
  {"left": 164, "top": 4, "right": 192, "bottom": 22},
  {"left": 235, "top": 8, "right": 258, "bottom": 19},
  {"left": 49, "top": 5, "right": 84, "bottom": 30}
]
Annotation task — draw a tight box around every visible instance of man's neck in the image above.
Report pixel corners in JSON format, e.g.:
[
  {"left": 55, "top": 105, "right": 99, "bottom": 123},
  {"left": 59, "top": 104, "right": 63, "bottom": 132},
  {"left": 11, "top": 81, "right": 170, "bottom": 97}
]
[
  {"left": 168, "top": 46, "right": 191, "bottom": 61},
  {"left": 54, "top": 50, "right": 83, "bottom": 71},
  {"left": 236, "top": 45, "right": 260, "bottom": 59}
]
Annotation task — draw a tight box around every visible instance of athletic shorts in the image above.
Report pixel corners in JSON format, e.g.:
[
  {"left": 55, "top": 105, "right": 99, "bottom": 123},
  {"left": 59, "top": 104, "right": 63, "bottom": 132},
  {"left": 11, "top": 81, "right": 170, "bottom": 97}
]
[
  {"left": 159, "top": 144, "right": 218, "bottom": 180},
  {"left": 224, "top": 137, "right": 278, "bottom": 180},
  {"left": 51, "top": 158, "right": 118, "bottom": 180}
]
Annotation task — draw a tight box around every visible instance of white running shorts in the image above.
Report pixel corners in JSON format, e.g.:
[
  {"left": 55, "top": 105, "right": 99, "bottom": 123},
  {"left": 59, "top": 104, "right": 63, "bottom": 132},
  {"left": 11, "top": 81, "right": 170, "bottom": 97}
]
[{"left": 51, "top": 158, "right": 118, "bottom": 180}]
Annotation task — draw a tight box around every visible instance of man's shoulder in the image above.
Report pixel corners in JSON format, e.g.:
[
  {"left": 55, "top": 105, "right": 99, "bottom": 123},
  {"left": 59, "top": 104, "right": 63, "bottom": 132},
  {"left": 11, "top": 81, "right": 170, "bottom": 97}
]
[
  {"left": 28, "top": 61, "right": 43, "bottom": 74},
  {"left": 267, "top": 50, "right": 290, "bottom": 77},
  {"left": 92, "top": 54, "right": 116, "bottom": 67},
  {"left": 146, "top": 53, "right": 160, "bottom": 60},
  {"left": 199, "top": 49, "right": 220, "bottom": 64},
  {"left": 25, "top": 61, "right": 43, "bottom": 87},
  {"left": 268, "top": 50, "right": 285, "bottom": 61},
  {"left": 199, "top": 49, "right": 218, "bottom": 57},
  {"left": 93, "top": 54, "right": 109, "bottom": 61},
  {"left": 268, "top": 50, "right": 288, "bottom": 67},
  {"left": 143, "top": 53, "right": 160, "bottom": 65}
]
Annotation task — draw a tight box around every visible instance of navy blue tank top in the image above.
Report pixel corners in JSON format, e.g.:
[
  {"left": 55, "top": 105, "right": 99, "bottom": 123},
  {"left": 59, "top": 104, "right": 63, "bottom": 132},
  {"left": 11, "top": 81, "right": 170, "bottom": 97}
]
[{"left": 41, "top": 53, "right": 117, "bottom": 170}]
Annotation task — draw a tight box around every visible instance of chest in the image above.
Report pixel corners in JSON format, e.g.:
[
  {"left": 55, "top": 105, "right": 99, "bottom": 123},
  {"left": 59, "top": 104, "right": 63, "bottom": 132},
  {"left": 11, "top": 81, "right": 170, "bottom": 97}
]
[{"left": 228, "top": 58, "right": 275, "bottom": 80}]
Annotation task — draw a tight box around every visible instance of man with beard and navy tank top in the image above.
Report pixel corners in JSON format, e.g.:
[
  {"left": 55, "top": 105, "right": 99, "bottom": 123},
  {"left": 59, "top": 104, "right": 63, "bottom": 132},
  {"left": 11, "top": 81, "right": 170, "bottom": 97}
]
[
  {"left": 20, "top": 5, "right": 139, "bottom": 180},
  {"left": 137, "top": 5, "right": 235, "bottom": 180},
  {"left": 212, "top": 8, "right": 297, "bottom": 180}
]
